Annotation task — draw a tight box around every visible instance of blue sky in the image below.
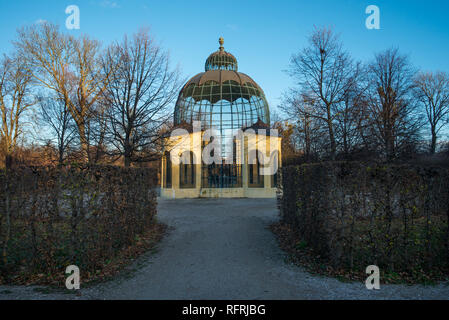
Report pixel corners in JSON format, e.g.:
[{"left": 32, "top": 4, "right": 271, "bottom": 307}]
[{"left": 0, "top": 0, "right": 448, "bottom": 114}]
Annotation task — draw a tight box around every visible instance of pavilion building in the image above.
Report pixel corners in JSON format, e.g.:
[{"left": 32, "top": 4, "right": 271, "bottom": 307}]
[{"left": 161, "top": 38, "right": 281, "bottom": 198}]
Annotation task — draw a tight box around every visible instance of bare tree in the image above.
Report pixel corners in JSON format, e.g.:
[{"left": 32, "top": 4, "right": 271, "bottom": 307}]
[
  {"left": 15, "top": 23, "right": 111, "bottom": 163},
  {"left": 287, "top": 27, "right": 359, "bottom": 159},
  {"left": 414, "top": 72, "right": 449, "bottom": 154},
  {"left": 334, "top": 78, "right": 368, "bottom": 158},
  {"left": 37, "top": 94, "right": 76, "bottom": 164},
  {"left": 279, "top": 89, "right": 328, "bottom": 161},
  {"left": 365, "top": 48, "right": 420, "bottom": 161},
  {"left": 271, "top": 120, "right": 297, "bottom": 160},
  {"left": 103, "top": 29, "right": 182, "bottom": 167},
  {"left": 87, "top": 100, "right": 109, "bottom": 164},
  {"left": 0, "top": 54, "right": 34, "bottom": 167}
]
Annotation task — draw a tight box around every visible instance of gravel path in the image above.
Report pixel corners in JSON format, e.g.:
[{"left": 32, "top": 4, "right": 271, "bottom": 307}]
[{"left": 1, "top": 198, "right": 449, "bottom": 300}]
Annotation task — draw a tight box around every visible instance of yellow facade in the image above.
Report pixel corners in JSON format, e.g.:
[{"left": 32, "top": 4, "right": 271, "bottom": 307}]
[{"left": 161, "top": 131, "right": 282, "bottom": 199}]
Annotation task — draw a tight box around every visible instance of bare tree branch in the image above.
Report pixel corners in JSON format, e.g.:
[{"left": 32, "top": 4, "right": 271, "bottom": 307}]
[
  {"left": 414, "top": 71, "right": 449, "bottom": 154},
  {"left": 0, "top": 54, "right": 34, "bottom": 167},
  {"left": 102, "top": 29, "right": 183, "bottom": 166}
]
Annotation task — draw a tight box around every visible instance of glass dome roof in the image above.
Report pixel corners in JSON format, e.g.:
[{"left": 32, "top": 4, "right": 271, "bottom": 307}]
[
  {"left": 174, "top": 37, "right": 270, "bottom": 142},
  {"left": 205, "top": 37, "right": 238, "bottom": 71}
]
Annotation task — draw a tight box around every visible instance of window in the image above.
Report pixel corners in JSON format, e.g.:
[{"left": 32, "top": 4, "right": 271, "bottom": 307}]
[
  {"left": 180, "top": 151, "right": 195, "bottom": 188},
  {"left": 271, "top": 151, "right": 280, "bottom": 188},
  {"left": 202, "top": 163, "right": 242, "bottom": 188},
  {"left": 248, "top": 150, "right": 264, "bottom": 188},
  {"left": 164, "top": 151, "right": 172, "bottom": 188},
  {"left": 201, "top": 139, "right": 242, "bottom": 188}
]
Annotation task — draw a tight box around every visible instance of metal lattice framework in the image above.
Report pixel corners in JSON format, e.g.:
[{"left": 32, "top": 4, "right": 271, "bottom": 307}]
[
  {"left": 174, "top": 37, "right": 270, "bottom": 155},
  {"left": 205, "top": 53, "right": 238, "bottom": 71},
  {"left": 205, "top": 37, "right": 238, "bottom": 71}
]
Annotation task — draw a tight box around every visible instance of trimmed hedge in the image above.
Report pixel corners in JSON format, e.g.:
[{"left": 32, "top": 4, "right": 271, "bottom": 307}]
[
  {"left": 0, "top": 165, "right": 158, "bottom": 284},
  {"left": 280, "top": 162, "right": 449, "bottom": 277}
]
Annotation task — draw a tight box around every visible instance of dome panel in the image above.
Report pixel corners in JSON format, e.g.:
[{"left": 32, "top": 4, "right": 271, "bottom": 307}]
[
  {"left": 174, "top": 37, "right": 270, "bottom": 143},
  {"left": 183, "top": 70, "right": 263, "bottom": 92},
  {"left": 205, "top": 37, "right": 238, "bottom": 71}
]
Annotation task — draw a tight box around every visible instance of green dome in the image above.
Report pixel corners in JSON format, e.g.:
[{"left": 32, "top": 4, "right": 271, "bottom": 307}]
[
  {"left": 174, "top": 37, "right": 270, "bottom": 144},
  {"left": 205, "top": 37, "right": 238, "bottom": 71}
]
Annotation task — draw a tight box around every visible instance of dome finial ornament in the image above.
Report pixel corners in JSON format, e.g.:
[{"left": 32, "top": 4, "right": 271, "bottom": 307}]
[{"left": 219, "top": 37, "right": 224, "bottom": 52}]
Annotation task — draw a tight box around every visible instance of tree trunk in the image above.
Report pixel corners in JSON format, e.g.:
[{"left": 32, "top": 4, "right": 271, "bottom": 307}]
[
  {"left": 343, "top": 130, "right": 349, "bottom": 156},
  {"left": 78, "top": 123, "right": 90, "bottom": 164},
  {"left": 326, "top": 104, "right": 336, "bottom": 160},
  {"left": 58, "top": 146, "right": 64, "bottom": 166},
  {"left": 328, "top": 121, "right": 336, "bottom": 160},
  {"left": 385, "top": 126, "right": 395, "bottom": 162},
  {"left": 124, "top": 156, "right": 131, "bottom": 168},
  {"left": 430, "top": 129, "right": 437, "bottom": 155},
  {"left": 5, "top": 154, "right": 13, "bottom": 169},
  {"left": 305, "top": 132, "right": 311, "bottom": 161},
  {"left": 124, "top": 138, "right": 132, "bottom": 167}
]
